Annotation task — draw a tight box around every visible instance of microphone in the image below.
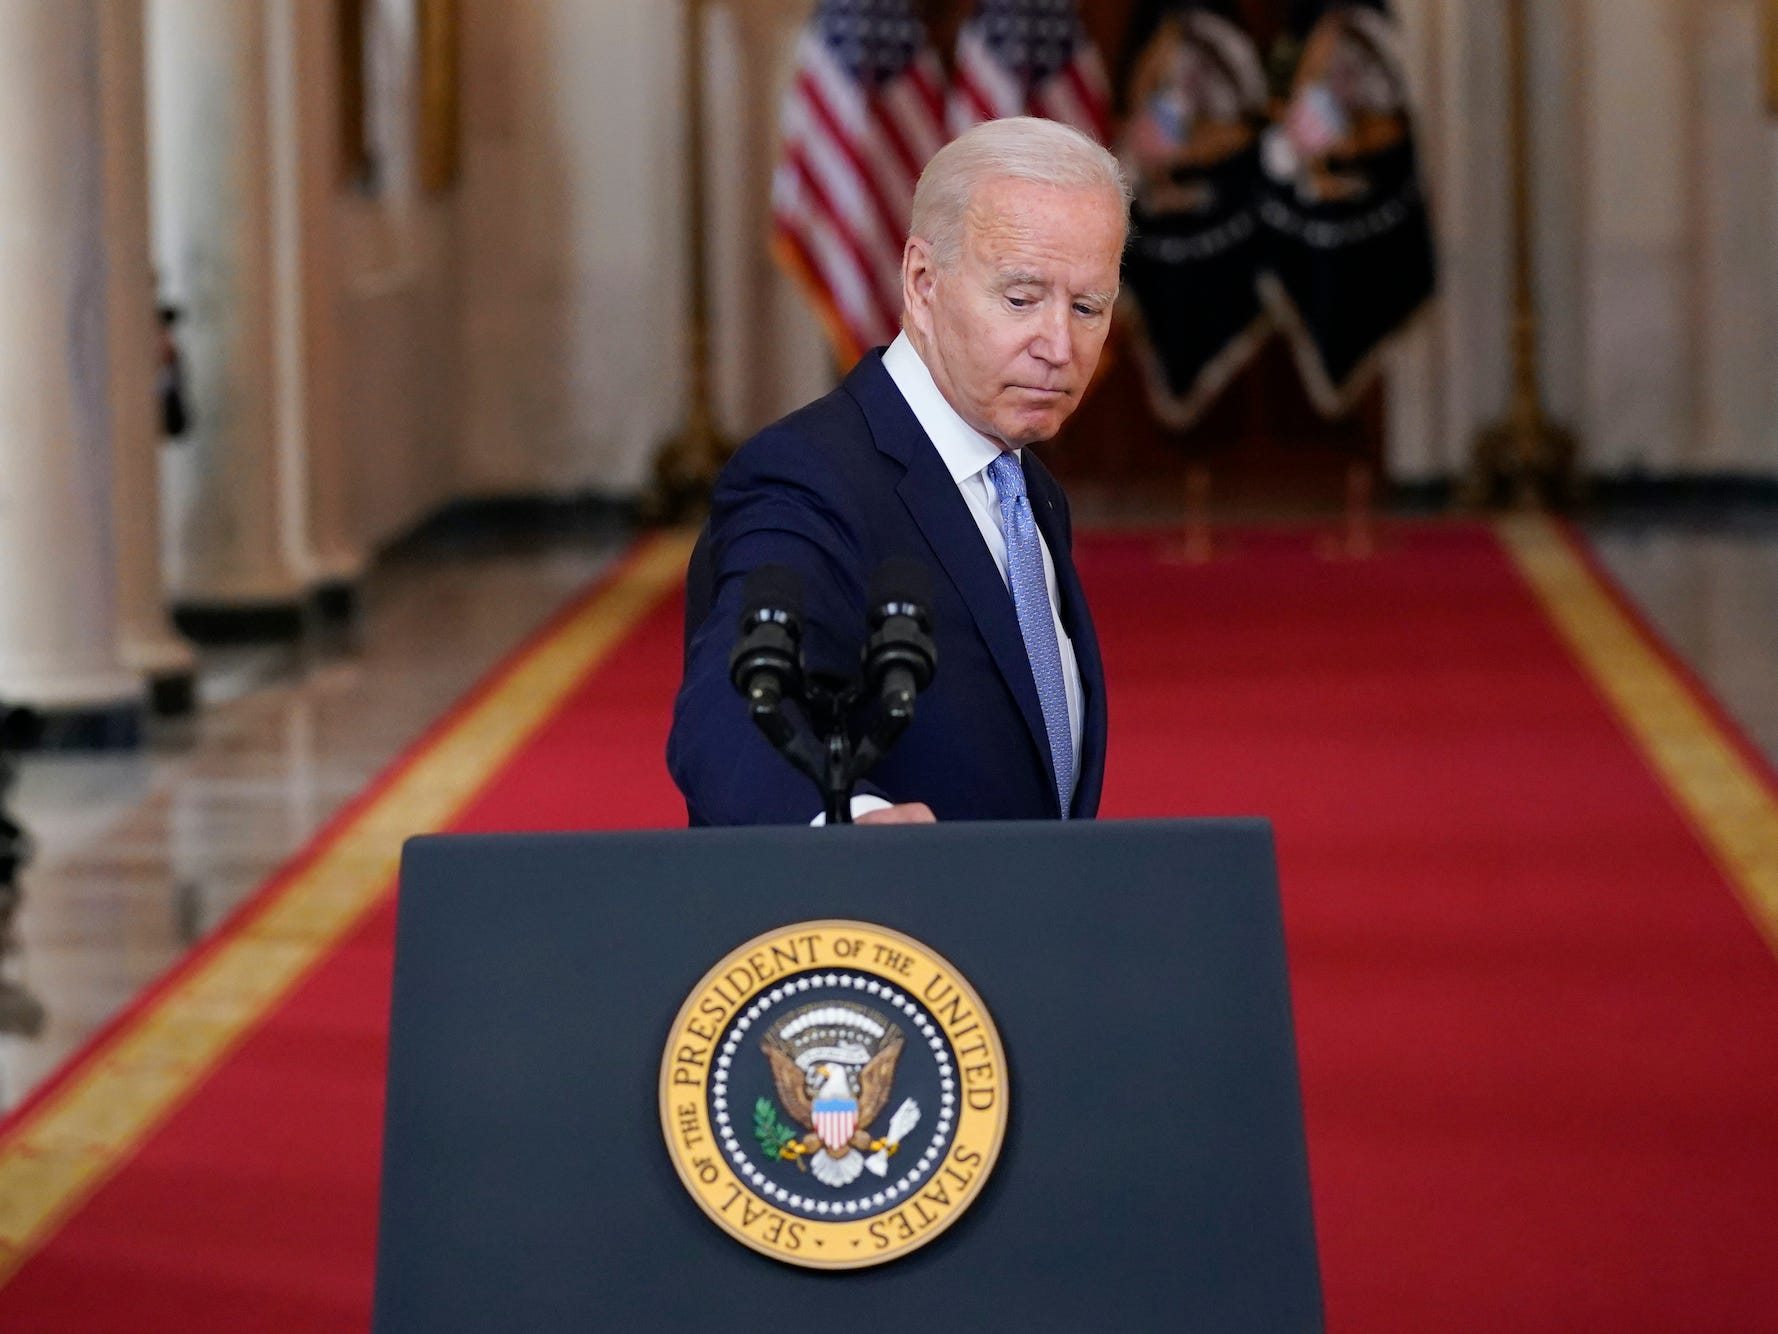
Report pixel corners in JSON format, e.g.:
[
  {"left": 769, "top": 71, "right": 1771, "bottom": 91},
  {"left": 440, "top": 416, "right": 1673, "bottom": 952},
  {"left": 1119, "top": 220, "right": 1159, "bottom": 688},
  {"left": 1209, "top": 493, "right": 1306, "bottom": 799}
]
[
  {"left": 729, "top": 565, "right": 804, "bottom": 718},
  {"left": 863, "top": 559, "right": 937, "bottom": 721}
]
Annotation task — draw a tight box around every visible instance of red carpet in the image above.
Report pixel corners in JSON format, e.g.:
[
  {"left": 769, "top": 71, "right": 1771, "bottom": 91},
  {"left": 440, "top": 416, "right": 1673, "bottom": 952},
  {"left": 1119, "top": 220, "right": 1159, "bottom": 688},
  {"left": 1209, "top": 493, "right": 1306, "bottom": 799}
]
[{"left": 2, "top": 520, "right": 1776, "bottom": 1331}]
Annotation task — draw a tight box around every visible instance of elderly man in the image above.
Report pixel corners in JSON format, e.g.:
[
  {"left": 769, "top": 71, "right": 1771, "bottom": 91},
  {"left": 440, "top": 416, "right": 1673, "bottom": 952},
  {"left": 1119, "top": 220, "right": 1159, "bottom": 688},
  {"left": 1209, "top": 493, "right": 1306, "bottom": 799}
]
[{"left": 669, "top": 117, "right": 1128, "bottom": 825}]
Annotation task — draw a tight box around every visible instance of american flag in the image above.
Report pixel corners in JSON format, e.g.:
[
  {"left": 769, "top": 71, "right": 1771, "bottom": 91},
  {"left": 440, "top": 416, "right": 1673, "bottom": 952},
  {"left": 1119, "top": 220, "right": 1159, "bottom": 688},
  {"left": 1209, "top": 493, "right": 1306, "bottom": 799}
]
[
  {"left": 949, "top": 0, "right": 1113, "bottom": 144},
  {"left": 771, "top": 0, "right": 948, "bottom": 364}
]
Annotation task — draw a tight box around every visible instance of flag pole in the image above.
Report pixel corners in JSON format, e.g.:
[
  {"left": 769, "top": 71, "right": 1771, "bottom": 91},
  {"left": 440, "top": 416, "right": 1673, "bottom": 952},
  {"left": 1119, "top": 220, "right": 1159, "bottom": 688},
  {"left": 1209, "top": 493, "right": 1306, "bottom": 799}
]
[
  {"left": 1465, "top": 0, "right": 1578, "bottom": 509},
  {"left": 647, "top": 0, "right": 733, "bottom": 522}
]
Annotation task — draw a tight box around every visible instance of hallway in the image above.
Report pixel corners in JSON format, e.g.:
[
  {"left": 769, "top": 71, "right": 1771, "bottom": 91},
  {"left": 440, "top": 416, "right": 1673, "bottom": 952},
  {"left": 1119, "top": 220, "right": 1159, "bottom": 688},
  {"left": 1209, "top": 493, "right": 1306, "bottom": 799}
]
[{"left": 6, "top": 506, "right": 1777, "bottom": 1118}]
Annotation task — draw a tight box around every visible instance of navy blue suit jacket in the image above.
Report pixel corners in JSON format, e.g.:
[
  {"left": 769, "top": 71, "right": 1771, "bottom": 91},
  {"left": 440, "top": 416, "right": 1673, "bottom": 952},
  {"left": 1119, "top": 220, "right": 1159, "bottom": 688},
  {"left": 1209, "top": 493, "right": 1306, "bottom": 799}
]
[{"left": 667, "top": 350, "right": 1107, "bottom": 825}]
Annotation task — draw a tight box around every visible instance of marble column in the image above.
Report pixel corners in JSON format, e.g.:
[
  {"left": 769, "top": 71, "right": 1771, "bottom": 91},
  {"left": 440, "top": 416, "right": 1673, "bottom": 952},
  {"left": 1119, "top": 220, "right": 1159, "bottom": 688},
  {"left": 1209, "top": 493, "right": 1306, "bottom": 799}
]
[
  {"left": 99, "top": 0, "right": 197, "bottom": 712},
  {"left": 1578, "top": 0, "right": 1693, "bottom": 474},
  {"left": 0, "top": 1, "right": 144, "bottom": 739},
  {"left": 1683, "top": 0, "right": 1776, "bottom": 474},
  {"left": 714, "top": 0, "right": 833, "bottom": 437},
  {"left": 1385, "top": 0, "right": 1512, "bottom": 484},
  {"left": 148, "top": 0, "right": 310, "bottom": 636},
  {"left": 284, "top": 0, "right": 364, "bottom": 616}
]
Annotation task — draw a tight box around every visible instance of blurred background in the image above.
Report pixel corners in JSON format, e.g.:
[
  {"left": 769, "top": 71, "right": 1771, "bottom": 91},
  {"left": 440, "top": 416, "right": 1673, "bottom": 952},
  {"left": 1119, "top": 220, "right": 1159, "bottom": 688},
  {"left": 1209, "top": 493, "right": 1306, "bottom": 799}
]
[{"left": 1, "top": 1, "right": 1778, "bottom": 1325}]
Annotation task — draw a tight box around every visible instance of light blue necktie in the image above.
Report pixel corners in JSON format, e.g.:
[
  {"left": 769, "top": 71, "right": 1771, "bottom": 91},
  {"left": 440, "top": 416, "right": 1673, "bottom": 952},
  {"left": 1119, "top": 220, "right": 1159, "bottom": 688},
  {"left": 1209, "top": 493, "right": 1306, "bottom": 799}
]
[{"left": 987, "top": 452, "right": 1072, "bottom": 818}]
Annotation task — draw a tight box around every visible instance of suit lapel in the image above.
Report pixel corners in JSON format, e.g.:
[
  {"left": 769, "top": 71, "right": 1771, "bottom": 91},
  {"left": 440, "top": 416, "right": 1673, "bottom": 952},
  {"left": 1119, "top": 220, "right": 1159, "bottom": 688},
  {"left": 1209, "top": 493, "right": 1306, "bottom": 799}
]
[{"left": 845, "top": 355, "right": 1058, "bottom": 811}]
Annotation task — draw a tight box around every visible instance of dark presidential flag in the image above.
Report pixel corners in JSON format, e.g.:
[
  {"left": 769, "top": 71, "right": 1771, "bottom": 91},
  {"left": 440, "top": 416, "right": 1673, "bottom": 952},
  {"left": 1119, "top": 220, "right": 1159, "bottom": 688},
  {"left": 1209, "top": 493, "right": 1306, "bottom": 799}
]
[
  {"left": 1257, "top": 0, "right": 1436, "bottom": 416},
  {"left": 949, "top": 0, "right": 1113, "bottom": 143},
  {"left": 1115, "top": 0, "right": 1272, "bottom": 430}
]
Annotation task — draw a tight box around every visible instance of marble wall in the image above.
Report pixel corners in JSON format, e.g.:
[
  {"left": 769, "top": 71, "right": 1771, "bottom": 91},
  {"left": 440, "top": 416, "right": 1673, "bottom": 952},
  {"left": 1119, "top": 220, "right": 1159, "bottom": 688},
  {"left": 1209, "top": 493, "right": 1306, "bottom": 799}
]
[
  {"left": 1390, "top": 0, "right": 1778, "bottom": 482},
  {"left": 449, "top": 0, "right": 829, "bottom": 502},
  {"left": 452, "top": 0, "right": 688, "bottom": 499},
  {"left": 333, "top": 0, "right": 461, "bottom": 555},
  {"left": 0, "top": 2, "right": 140, "bottom": 710}
]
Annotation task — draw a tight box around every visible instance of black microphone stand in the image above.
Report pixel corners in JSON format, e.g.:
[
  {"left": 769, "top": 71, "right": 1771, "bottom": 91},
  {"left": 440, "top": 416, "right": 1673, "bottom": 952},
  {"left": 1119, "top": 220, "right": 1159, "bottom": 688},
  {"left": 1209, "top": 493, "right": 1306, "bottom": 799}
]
[
  {"left": 804, "top": 683, "right": 862, "bottom": 827},
  {"left": 737, "top": 678, "right": 846, "bottom": 822},
  {"left": 731, "top": 565, "right": 935, "bottom": 824},
  {"left": 747, "top": 677, "right": 909, "bottom": 826}
]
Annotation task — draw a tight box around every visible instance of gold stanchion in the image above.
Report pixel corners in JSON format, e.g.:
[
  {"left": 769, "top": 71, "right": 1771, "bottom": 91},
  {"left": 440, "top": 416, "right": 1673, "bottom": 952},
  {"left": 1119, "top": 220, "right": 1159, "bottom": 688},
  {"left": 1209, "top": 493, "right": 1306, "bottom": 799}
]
[
  {"left": 646, "top": 0, "right": 734, "bottom": 522},
  {"left": 1466, "top": 0, "right": 1578, "bottom": 509},
  {"left": 1159, "top": 464, "right": 1215, "bottom": 565}
]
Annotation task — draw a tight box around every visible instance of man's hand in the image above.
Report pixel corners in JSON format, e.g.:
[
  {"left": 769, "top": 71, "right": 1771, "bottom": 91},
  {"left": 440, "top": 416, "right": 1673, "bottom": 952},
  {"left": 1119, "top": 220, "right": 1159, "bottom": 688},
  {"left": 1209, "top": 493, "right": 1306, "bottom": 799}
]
[{"left": 856, "top": 803, "right": 936, "bottom": 825}]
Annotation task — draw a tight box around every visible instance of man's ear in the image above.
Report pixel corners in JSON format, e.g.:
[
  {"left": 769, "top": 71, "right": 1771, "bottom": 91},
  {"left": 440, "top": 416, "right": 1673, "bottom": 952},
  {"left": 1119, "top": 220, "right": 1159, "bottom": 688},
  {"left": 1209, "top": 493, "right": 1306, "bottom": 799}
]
[{"left": 902, "top": 237, "right": 938, "bottom": 335}]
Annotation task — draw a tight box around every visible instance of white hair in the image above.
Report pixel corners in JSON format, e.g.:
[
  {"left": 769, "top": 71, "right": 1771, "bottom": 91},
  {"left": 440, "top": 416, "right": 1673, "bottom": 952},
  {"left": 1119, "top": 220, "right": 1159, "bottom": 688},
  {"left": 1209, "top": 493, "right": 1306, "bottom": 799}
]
[{"left": 909, "top": 117, "right": 1132, "bottom": 269}]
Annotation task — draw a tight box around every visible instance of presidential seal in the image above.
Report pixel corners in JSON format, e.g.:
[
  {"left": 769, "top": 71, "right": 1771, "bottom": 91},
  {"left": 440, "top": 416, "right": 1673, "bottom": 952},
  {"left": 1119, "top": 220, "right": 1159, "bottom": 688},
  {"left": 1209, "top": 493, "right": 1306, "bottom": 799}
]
[{"left": 659, "top": 920, "right": 1007, "bottom": 1269}]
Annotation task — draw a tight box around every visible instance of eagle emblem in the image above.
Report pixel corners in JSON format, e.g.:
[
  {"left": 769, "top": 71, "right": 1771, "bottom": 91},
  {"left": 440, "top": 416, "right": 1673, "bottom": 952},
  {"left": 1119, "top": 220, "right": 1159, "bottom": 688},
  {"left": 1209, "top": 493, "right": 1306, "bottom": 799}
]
[
  {"left": 663, "top": 923, "right": 1009, "bottom": 1269},
  {"left": 756, "top": 1001, "right": 921, "bottom": 1189}
]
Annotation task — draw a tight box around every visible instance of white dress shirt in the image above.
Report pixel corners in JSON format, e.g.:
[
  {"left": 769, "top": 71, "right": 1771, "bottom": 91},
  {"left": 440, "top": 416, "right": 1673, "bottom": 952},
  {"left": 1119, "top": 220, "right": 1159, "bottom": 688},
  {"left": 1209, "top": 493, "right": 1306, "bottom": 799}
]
[{"left": 881, "top": 333, "right": 1085, "bottom": 799}]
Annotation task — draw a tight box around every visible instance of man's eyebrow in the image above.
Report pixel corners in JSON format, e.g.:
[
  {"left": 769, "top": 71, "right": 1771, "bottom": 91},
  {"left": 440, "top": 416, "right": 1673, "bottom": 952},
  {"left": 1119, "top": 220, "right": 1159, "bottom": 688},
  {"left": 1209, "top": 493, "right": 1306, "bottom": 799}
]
[{"left": 993, "top": 273, "right": 1118, "bottom": 305}]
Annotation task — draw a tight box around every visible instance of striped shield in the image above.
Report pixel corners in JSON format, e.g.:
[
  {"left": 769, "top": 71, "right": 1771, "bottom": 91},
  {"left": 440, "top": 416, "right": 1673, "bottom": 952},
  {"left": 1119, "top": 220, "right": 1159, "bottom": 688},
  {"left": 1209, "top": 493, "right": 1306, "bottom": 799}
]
[{"left": 813, "top": 1096, "right": 859, "bottom": 1155}]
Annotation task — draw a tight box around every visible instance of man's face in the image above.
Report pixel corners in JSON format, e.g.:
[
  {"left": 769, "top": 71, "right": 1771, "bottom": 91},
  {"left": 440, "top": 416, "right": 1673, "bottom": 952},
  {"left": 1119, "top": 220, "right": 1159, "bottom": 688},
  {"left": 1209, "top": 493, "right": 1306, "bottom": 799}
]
[{"left": 903, "top": 177, "right": 1125, "bottom": 450}]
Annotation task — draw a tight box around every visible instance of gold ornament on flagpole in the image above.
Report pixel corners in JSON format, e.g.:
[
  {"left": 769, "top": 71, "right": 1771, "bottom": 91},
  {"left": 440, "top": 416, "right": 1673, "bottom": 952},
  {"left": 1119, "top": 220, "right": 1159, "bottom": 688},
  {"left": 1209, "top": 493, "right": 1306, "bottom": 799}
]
[
  {"left": 647, "top": 0, "right": 734, "bottom": 523},
  {"left": 1466, "top": 0, "right": 1578, "bottom": 509}
]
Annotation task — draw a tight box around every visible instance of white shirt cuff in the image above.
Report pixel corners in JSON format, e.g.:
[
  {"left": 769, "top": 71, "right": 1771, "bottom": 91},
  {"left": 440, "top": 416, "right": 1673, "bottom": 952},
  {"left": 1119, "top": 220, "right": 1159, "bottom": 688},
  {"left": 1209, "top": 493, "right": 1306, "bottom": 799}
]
[{"left": 810, "top": 795, "right": 894, "bottom": 826}]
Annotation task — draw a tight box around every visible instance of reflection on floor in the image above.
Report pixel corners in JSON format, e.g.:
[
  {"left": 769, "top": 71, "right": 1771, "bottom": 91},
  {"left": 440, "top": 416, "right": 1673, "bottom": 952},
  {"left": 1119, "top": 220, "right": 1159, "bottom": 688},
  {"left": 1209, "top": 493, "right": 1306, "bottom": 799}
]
[
  {"left": 0, "top": 513, "right": 631, "bottom": 1111},
  {"left": 1587, "top": 508, "right": 1778, "bottom": 767},
  {"left": 2, "top": 505, "right": 1776, "bottom": 1113}
]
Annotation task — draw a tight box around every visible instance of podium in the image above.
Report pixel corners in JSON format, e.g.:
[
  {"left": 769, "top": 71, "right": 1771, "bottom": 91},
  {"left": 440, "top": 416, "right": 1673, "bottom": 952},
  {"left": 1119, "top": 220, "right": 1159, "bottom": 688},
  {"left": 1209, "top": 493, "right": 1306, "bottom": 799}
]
[{"left": 375, "top": 820, "right": 1322, "bottom": 1332}]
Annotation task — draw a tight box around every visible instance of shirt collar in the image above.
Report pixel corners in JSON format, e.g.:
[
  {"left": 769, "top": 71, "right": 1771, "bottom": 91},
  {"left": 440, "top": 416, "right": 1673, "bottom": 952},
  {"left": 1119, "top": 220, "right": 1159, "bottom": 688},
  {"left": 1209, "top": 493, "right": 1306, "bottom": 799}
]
[{"left": 881, "top": 332, "right": 1017, "bottom": 485}]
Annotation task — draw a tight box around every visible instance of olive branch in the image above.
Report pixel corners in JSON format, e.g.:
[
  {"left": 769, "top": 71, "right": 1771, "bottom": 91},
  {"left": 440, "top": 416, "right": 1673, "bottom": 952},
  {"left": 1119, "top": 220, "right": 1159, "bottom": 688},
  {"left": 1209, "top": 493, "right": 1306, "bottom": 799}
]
[{"left": 753, "top": 1096, "right": 799, "bottom": 1160}]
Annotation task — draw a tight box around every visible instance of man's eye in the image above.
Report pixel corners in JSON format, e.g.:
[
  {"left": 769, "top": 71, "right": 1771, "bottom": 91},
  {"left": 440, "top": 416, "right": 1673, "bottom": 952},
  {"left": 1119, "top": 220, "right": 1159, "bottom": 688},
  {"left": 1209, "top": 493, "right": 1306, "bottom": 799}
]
[
  {"left": 1007, "top": 296, "right": 1032, "bottom": 309},
  {"left": 1074, "top": 304, "right": 1102, "bottom": 318}
]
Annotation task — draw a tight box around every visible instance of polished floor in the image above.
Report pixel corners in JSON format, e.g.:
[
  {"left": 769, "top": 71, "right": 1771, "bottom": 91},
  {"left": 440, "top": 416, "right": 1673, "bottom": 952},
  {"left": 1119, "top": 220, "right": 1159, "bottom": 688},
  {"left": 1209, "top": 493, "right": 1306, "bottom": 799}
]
[
  {"left": 1587, "top": 507, "right": 1778, "bottom": 765},
  {"left": 0, "top": 514, "right": 630, "bottom": 1112},
  {"left": 2, "top": 504, "right": 1776, "bottom": 1114}
]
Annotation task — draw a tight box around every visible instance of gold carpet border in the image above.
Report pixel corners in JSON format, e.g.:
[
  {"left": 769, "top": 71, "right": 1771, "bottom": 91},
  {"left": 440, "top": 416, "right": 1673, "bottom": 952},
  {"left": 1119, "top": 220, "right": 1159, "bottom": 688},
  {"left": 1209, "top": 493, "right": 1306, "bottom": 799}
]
[
  {"left": 0, "top": 532, "right": 693, "bottom": 1286},
  {"left": 1498, "top": 515, "right": 1778, "bottom": 958}
]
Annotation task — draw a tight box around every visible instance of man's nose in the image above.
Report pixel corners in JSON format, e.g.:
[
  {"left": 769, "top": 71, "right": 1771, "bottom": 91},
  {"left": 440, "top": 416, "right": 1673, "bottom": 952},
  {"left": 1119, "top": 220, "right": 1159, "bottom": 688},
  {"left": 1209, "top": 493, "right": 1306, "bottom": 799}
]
[{"left": 1029, "top": 304, "right": 1074, "bottom": 367}]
